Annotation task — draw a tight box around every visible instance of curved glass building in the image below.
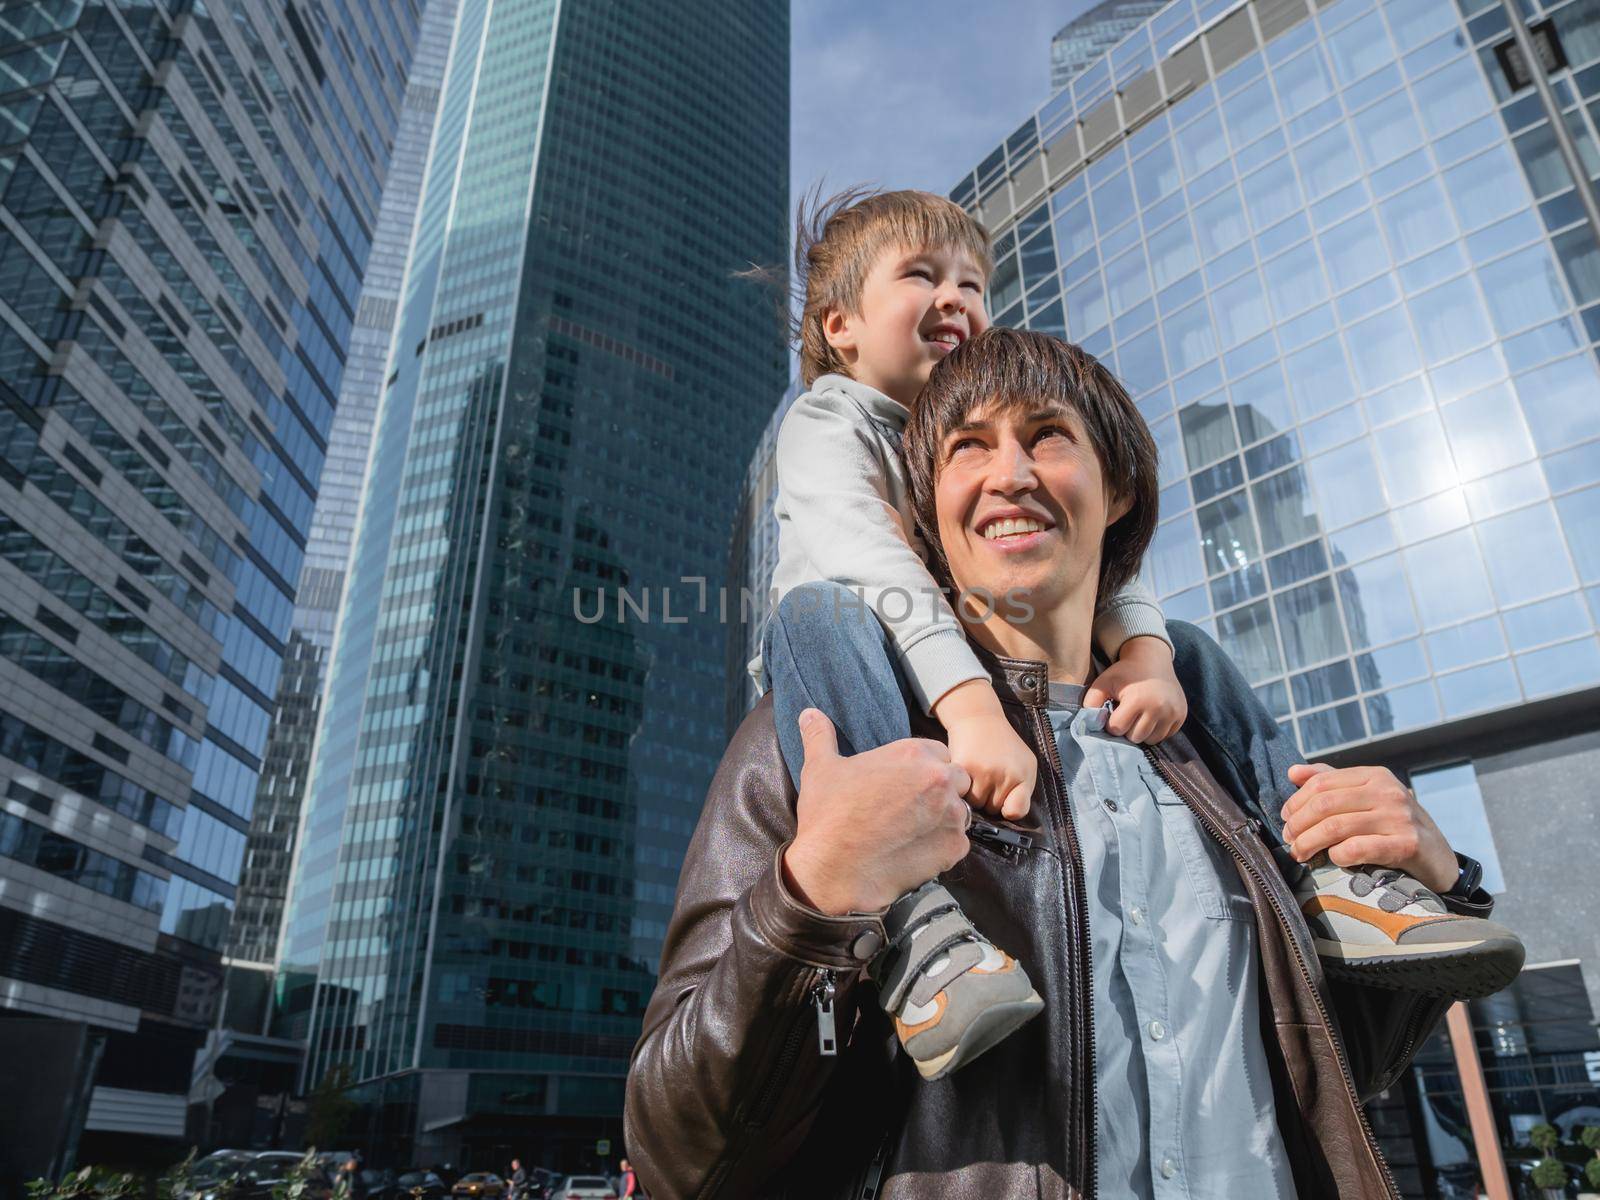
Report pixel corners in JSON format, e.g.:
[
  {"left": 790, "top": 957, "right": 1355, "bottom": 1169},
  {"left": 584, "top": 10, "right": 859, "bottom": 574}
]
[{"left": 951, "top": 0, "right": 1600, "bottom": 1191}]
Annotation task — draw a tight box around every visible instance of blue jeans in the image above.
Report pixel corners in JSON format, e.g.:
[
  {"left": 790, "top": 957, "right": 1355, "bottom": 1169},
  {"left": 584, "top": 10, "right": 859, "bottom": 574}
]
[{"left": 762, "top": 582, "right": 1301, "bottom": 848}]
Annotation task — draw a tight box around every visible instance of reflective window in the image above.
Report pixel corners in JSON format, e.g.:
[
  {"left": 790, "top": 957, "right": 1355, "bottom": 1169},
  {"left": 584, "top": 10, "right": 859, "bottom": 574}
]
[
  {"left": 1165, "top": 300, "right": 1217, "bottom": 374},
  {"left": 1066, "top": 275, "right": 1108, "bottom": 337},
  {"left": 1407, "top": 275, "right": 1492, "bottom": 365},
  {"left": 1285, "top": 335, "right": 1356, "bottom": 418},
  {"left": 1408, "top": 762, "right": 1505, "bottom": 892},
  {"left": 1440, "top": 145, "right": 1528, "bottom": 235},
  {"left": 1275, "top": 576, "right": 1348, "bottom": 669},
  {"left": 1273, "top": 47, "right": 1335, "bottom": 116},
  {"left": 1223, "top": 77, "right": 1280, "bottom": 148},
  {"left": 1263, "top": 240, "right": 1328, "bottom": 318},
  {"left": 1294, "top": 123, "right": 1361, "bottom": 199},
  {"left": 1180, "top": 399, "right": 1238, "bottom": 468},
  {"left": 1404, "top": 528, "right": 1496, "bottom": 626},
  {"left": 1514, "top": 354, "right": 1600, "bottom": 454},
  {"left": 1556, "top": 485, "right": 1600, "bottom": 583},
  {"left": 1440, "top": 382, "right": 1536, "bottom": 483},
  {"left": 1410, "top": 56, "right": 1492, "bottom": 138},
  {"left": 1254, "top": 466, "right": 1322, "bottom": 552},
  {"left": 1379, "top": 177, "right": 1457, "bottom": 261},
  {"left": 1242, "top": 155, "right": 1303, "bottom": 230},
  {"left": 1133, "top": 140, "right": 1181, "bottom": 208},
  {"left": 1148, "top": 217, "right": 1200, "bottom": 288},
  {"left": 1347, "top": 305, "right": 1421, "bottom": 392},
  {"left": 1105, "top": 245, "right": 1151, "bottom": 315},
  {"left": 1212, "top": 271, "right": 1271, "bottom": 348},
  {"left": 1320, "top": 210, "right": 1389, "bottom": 291},
  {"left": 1092, "top": 169, "right": 1136, "bottom": 235},
  {"left": 1233, "top": 362, "right": 1297, "bottom": 443},
  {"left": 1326, "top": 10, "right": 1394, "bottom": 85},
  {"left": 1197, "top": 490, "right": 1259, "bottom": 575},
  {"left": 1476, "top": 503, "right": 1578, "bottom": 606},
  {"left": 1177, "top": 107, "right": 1230, "bottom": 179},
  {"left": 1148, "top": 512, "right": 1205, "bottom": 595},
  {"left": 1216, "top": 599, "right": 1283, "bottom": 682},
  {"left": 1352, "top": 90, "right": 1423, "bottom": 168},
  {"left": 1309, "top": 437, "right": 1387, "bottom": 528},
  {"left": 1193, "top": 186, "right": 1250, "bottom": 259},
  {"left": 1338, "top": 553, "right": 1420, "bottom": 648},
  {"left": 1054, "top": 199, "right": 1096, "bottom": 262},
  {"left": 1478, "top": 244, "right": 1570, "bottom": 336}
]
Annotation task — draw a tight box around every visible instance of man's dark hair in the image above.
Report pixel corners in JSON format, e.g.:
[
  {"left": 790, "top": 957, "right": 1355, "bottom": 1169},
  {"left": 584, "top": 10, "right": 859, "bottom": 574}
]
[{"left": 904, "top": 327, "right": 1160, "bottom": 609}]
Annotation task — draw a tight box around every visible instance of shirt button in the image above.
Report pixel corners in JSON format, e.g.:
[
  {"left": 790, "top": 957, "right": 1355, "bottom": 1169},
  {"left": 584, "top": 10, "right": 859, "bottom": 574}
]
[
  {"left": 1129, "top": 906, "right": 1145, "bottom": 926},
  {"left": 1104, "top": 798, "right": 1118, "bottom": 812},
  {"left": 1148, "top": 1019, "right": 1166, "bottom": 1041},
  {"left": 1160, "top": 1157, "right": 1177, "bottom": 1179}
]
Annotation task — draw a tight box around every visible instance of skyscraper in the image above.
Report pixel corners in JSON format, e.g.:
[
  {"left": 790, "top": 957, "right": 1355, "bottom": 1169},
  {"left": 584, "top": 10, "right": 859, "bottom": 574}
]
[
  {"left": 0, "top": 0, "right": 420, "bottom": 1166},
  {"left": 951, "top": 0, "right": 1600, "bottom": 1189},
  {"left": 1051, "top": 0, "right": 1167, "bottom": 91},
  {"left": 276, "top": 0, "right": 788, "bottom": 1166},
  {"left": 228, "top": 0, "right": 459, "bottom": 973}
]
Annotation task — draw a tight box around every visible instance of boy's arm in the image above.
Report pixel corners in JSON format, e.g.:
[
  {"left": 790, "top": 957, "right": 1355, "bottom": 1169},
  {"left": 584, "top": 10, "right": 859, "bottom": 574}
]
[
  {"left": 774, "top": 392, "right": 985, "bottom": 714},
  {"left": 1092, "top": 573, "right": 1172, "bottom": 662}
]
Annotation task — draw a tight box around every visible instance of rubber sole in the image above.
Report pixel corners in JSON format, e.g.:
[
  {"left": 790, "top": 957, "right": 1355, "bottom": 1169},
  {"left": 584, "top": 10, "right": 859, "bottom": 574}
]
[
  {"left": 913, "top": 990, "right": 1045, "bottom": 1081},
  {"left": 1316, "top": 936, "right": 1526, "bottom": 999}
]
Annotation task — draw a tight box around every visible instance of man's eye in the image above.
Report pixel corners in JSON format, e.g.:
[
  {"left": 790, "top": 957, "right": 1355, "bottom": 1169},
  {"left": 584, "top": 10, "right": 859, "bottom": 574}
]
[
  {"left": 949, "top": 436, "right": 983, "bottom": 454},
  {"left": 1036, "top": 424, "right": 1072, "bottom": 442}
]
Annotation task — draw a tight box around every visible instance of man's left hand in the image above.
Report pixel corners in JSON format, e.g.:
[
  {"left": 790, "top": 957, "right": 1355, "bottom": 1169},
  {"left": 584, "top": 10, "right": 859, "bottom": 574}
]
[{"left": 1279, "top": 762, "right": 1458, "bottom": 893}]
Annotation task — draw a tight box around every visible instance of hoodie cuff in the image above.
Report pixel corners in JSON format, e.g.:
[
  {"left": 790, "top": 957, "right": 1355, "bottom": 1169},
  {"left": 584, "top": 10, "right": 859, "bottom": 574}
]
[
  {"left": 898, "top": 627, "right": 990, "bottom": 716},
  {"left": 1093, "top": 599, "right": 1172, "bottom": 661}
]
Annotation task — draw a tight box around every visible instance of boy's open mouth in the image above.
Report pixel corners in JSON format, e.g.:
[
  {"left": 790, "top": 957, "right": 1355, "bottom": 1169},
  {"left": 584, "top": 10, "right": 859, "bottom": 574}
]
[{"left": 923, "top": 324, "right": 965, "bottom": 349}]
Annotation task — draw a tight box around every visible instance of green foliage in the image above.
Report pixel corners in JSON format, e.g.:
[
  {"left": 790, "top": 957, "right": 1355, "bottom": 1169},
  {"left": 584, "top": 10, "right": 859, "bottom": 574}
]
[
  {"left": 1530, "top": 1156, "right": 1568, "bottom": 1189},
  {"left": 1586, "top": 1154, "right": 1600, "bottom": 1191},
  {"left": 1583, "top": 1125, "right": 1600, "bottom": 1153},
  {"left": 24, "top": 1167, "right": 139, "bottom": 1200},
  {"left": 270, "top": 1149, "right": 324, "bottom": 1200},
  {"left": 306, "top": 1064, "right": 359, "bottom": 1151},
  {"left": 1531, "top": 1122, "right": 1561, "bottom": 1155}
]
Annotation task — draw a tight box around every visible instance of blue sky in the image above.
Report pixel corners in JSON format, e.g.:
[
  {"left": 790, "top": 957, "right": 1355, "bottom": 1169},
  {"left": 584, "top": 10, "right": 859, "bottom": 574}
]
[{"left": 789, "top": 0, "right": 1096, "bottom": 210}]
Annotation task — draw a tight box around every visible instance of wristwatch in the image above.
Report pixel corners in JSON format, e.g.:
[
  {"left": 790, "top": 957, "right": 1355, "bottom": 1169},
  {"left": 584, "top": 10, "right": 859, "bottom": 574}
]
[{"left": 1441, "top": 852, "right": 1484, "bottom": 901}]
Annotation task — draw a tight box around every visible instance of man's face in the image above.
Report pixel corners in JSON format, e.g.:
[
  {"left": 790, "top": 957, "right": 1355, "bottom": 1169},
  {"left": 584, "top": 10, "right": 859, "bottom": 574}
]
[
  {"left": 933, "top": 398, "right": 1129, "bottom": 618},
  {"left": 826, "top": 243, "right": 990, "bottom": 406}
]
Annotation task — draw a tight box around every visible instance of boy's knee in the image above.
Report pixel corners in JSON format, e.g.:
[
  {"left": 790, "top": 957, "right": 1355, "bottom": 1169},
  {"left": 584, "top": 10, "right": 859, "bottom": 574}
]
[{"left": 773, "top": 581, "right": 879, "bottom": 647}]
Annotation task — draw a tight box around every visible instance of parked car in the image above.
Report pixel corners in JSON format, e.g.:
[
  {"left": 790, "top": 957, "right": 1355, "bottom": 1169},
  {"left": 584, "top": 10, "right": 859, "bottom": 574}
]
[
  {"left": 233, "top": 1153, "right": 334, "bottom": 1200},
  {"left": 379, "top": 1170, "right": 448, "bottom": 1200},
  {"left": 549, "top": 1178, "right": 616, "bottom": 1200},
  {"left": 450, "top": 1174, "right": 505, "bottom": 1200},
  {"left": 179, "top": 1151, "right": 254, "bottom": 1199}
]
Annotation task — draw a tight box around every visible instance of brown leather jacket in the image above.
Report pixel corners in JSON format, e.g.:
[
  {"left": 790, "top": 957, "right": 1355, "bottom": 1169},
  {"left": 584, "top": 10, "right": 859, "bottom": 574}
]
[{"left": 625, "top": 647, "right": 1486, "bottom": 1198}]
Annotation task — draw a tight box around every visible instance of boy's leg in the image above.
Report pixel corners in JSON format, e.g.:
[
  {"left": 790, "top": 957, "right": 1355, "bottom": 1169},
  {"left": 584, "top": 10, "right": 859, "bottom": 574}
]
[
  {"left": 761, "top": 581, "right": 914, "bottom": 788},
  {"left": 762, "top": 580, "right": 1043, "bottom": 1078},
  {"left": 1168, "top": 618, "right": 1522, "bottom": 999}
]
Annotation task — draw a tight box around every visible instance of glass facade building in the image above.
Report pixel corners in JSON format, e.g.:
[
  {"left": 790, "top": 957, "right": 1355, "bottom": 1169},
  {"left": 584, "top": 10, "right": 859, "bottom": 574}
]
[
  {"left": 947, "top": 0, "right": 1600, "bottom": 1192},
  {"left": 1052, "top": 0, "right": 1168, "bottom": 91},
  {"left": 0, "top": 0, "right": 420, "bottom": 1159},
  {"left": 228, "top": 0, "right": 459, "bottom": 971},
  {"left": 275, "top": 0, "right": 788, "bottom": 1166}
]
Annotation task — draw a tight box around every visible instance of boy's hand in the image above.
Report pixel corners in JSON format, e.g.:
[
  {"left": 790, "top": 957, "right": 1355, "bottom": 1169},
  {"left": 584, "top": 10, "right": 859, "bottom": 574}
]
[
  {"left": 1082, "top": 635, "right": 1187, "bottom": 744},
  {"left": 933, "top": 679, "right": 1036, "bottom": 820}
]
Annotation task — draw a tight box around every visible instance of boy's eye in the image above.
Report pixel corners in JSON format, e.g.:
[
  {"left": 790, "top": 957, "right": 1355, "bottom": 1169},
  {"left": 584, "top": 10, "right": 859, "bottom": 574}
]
[
  {"left": 961, "top": 280, "right": 983, "bottom": 293},
  {"left": 907, "top": 267, "right": 933, "bottom": 281}
]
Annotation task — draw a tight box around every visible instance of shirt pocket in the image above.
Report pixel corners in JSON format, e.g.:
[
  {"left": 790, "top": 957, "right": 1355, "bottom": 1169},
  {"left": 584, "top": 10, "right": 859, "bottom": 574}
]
[{"left": 1150, "top": 785, "right": 1254, "bottom": 923}]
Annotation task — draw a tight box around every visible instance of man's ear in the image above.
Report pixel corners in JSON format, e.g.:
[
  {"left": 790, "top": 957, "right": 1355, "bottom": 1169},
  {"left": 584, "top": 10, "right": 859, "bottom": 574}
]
[
  {"left": 822, "top": 306, "right": 856, "bottom": 355},
  {"left": 1107, "top": 489, "right": 1135, "bottom": 525}
]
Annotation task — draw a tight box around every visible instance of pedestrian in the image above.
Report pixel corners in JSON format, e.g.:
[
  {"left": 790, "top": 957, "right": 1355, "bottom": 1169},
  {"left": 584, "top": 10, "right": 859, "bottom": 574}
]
[{"left": 616, "top": 1160, "right": 638, "bottom": 1198}]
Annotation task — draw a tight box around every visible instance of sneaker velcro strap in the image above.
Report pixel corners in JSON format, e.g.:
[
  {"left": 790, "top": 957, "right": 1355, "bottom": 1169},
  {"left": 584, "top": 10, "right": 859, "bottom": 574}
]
[{"left": 876, "top": 910, "right": 984, "bottom": 1013}]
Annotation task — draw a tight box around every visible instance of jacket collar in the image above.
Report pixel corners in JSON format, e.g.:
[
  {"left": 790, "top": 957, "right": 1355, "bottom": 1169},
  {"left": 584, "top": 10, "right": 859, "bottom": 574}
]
[{"left": 968, "top": 638, "right": 1052, "bottom": 708}]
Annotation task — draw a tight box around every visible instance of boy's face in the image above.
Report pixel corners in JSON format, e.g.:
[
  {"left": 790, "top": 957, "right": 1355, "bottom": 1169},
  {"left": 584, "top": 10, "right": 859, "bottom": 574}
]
[{"left": 824, "top": 242, "right": 989, "bottom": 407}]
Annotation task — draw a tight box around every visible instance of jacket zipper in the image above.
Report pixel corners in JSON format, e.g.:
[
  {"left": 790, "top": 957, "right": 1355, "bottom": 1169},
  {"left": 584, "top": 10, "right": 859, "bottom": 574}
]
[
  {"left": 968, "top": 816, "right": 1034, "bottom": 858},
  {"left": 744, "top": 967, "right": 835, "bottom": 1127},
  {"left": 1143, "top": 746, "right": 1402, "bottom": 1200},
  {"left": 1030, "top": 704, "right": 1097, "bottom": 1200}
]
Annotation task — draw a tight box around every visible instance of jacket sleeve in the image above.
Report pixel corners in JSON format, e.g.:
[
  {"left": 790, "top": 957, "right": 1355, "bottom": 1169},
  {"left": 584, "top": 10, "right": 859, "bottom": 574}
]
[
  {"left": 623, "top": 696, "right": 888, "bottom": 1200},
  {"left": 774, "top": 390, "right": 987, "bottom": 714}
]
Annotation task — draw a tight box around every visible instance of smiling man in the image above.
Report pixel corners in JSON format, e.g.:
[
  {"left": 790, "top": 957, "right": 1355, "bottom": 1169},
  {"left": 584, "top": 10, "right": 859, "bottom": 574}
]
[{"left": 624, "top": 329, "right": 1504, "bottom": 1199}]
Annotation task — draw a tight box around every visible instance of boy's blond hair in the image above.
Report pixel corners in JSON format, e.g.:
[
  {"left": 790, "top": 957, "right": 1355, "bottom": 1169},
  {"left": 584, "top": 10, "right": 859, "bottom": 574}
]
[{"left": 794, "top": 186, "right": 993, "bottom": 386}]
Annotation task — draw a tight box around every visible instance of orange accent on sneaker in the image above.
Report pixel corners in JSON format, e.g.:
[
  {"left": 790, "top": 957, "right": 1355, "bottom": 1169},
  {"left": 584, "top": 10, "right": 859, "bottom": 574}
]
[
  {"left": 970, "top": 951, "right": 1019, "bottom": 976},
  {"left": 894, "top": 991, "right": 948, "bottom": 1040},
  {"left": 1303, "top": 894, "right": 1469, "bottom": 943}
]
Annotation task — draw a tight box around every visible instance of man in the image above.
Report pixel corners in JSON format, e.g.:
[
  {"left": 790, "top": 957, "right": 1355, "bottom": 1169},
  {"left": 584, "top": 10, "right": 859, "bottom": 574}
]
[
  {"left": 507, "top": 1160, "right": 527, "bottom": 1200},
  {"left": 624, "top": 330, "right": 1507, "bottom": 1198}
]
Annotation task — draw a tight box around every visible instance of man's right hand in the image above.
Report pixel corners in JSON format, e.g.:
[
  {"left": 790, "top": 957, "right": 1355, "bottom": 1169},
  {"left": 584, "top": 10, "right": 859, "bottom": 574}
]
[{"left": 781, "top": 708, "right": 974, "bottom": 916}]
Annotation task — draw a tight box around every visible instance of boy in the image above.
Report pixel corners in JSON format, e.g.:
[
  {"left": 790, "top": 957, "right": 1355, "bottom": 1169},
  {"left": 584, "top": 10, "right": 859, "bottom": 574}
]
[
  {"left": 749, "top": 188, "right": 1184, "bottom": 1081},
  {"left": 751, "top": 188, "right": 1515, "bottom": 1083}
]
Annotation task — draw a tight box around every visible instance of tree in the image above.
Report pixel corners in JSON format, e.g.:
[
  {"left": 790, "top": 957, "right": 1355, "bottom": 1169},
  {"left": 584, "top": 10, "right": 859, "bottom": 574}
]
[{"left": 306, "top": 1065, "right": 359, "bottom": 1151}]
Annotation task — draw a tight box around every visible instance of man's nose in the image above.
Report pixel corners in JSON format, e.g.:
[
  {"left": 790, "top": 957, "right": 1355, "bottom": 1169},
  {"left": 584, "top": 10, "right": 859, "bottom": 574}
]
[{"left": 986, "top": 441, "right": 1037, "bottom": 491}]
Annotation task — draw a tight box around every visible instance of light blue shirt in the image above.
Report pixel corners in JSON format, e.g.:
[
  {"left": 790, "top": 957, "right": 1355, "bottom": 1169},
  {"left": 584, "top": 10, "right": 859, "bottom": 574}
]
[{"left": 1046, "top": 683, "right": 1297, "bottom": 1200}]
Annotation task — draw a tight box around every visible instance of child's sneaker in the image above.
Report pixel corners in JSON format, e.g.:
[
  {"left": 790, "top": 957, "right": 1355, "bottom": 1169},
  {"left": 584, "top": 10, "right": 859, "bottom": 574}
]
[
  {"left": 870, "top": 880, "right": 1043, "bottom": 1081},
  {"left": 1292, "top": 853, "right": 1524, "bottom": 998}
]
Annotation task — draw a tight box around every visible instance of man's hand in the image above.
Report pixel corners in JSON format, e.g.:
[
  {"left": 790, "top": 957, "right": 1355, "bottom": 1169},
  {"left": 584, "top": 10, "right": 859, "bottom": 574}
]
[
  {"left": 932, "top": 678, "right": 1035, "bottom": 818},
  {"left": 1082, "top": 635, "right": 1187, "bottom": 744},
  {"left": 1280, "top": 762, "right": 1458, "bottom": 892},
  {"left": 781, "top": 709, "right": 974, "bottom": 916}
]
